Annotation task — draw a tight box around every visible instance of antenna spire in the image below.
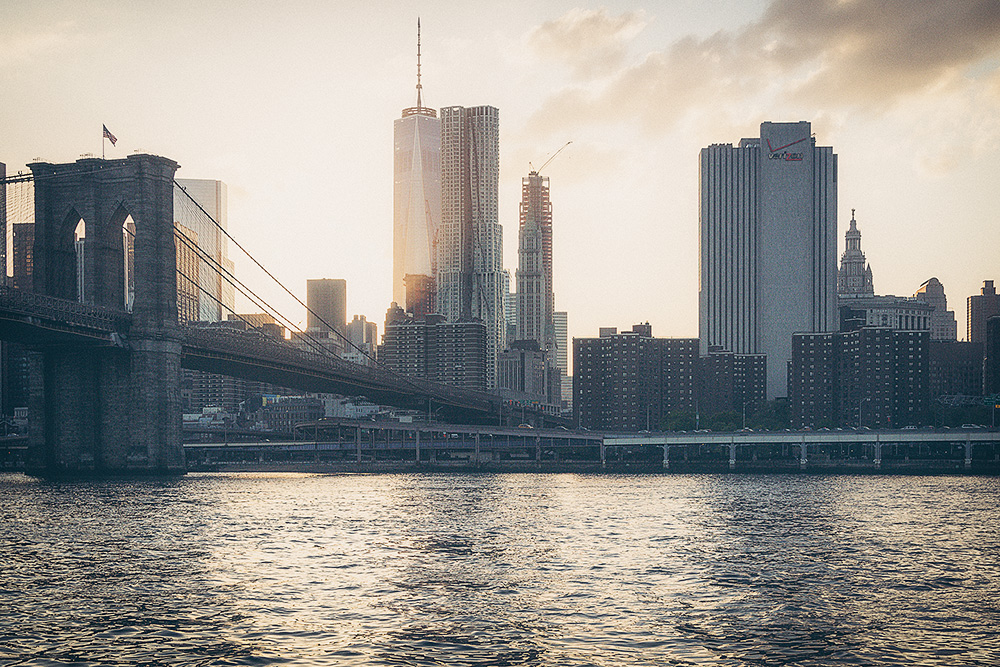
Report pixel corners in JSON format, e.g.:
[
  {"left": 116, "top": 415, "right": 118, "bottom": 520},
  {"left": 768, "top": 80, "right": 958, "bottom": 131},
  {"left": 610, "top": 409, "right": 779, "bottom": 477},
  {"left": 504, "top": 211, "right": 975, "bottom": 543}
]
[{"left": 416, "top": 18, "right": 423, "bottom": 109}]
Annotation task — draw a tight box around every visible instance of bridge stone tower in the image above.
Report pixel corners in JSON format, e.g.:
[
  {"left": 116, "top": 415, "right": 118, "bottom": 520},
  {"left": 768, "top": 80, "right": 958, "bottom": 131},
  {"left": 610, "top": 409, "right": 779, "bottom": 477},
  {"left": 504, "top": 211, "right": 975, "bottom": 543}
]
[{"left": 26, "top": 154, "right": 184, "bottom": 475}]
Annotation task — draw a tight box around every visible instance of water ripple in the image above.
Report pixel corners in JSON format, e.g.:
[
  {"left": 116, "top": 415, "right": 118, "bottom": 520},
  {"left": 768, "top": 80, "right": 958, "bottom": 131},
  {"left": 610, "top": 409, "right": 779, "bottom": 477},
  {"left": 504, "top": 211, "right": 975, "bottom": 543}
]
[{"left": 1, "top": 472, "right": 999, "bottom": 665}]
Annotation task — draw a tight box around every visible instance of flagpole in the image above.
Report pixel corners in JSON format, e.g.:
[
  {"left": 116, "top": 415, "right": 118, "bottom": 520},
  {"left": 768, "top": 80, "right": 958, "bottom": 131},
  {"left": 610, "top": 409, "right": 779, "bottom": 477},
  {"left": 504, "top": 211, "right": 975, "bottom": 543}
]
[{"left": 102, "top": 127, "right": 105, "bottom": 159}]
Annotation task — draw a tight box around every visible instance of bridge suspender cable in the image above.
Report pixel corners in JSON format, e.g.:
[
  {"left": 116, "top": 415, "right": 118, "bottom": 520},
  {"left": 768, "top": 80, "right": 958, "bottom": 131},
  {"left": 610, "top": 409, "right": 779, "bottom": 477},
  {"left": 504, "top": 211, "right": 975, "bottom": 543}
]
[
  {"left": 173, "top": 180, "right": 381, "bottom": 365},
  {"left": 172, "top": 229, "right": 336, "bottom": 359},
  {"left": 169, "top": 185, "right": 438, "bottom": 399}
]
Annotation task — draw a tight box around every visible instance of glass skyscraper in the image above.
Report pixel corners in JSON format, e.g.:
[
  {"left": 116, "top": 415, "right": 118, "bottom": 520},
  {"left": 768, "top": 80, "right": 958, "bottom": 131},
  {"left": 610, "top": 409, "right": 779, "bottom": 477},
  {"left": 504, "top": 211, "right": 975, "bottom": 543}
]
[{"left": 392, "top": 20, "right": 441, "bottom": 308}]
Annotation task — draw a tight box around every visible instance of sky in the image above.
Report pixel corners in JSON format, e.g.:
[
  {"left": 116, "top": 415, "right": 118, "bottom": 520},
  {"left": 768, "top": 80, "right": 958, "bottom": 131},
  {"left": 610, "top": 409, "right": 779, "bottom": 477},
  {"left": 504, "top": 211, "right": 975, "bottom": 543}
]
[{"left": 3, "top": 0, "right": 999, "bottom": 353}]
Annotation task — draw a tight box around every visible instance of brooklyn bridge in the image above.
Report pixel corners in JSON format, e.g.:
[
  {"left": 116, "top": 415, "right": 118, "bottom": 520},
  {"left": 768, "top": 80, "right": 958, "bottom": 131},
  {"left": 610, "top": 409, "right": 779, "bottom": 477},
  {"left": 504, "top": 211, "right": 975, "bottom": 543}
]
[{"left": 0, "top": 154, "right": 559, "bottom": 476}]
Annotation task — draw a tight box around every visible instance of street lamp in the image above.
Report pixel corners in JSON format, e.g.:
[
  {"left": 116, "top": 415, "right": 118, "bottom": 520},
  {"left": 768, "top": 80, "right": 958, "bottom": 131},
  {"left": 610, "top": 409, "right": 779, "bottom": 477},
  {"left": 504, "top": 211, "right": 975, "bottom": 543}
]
[{"left": 859, "top": 397, "right": 870, "bottom": 429}]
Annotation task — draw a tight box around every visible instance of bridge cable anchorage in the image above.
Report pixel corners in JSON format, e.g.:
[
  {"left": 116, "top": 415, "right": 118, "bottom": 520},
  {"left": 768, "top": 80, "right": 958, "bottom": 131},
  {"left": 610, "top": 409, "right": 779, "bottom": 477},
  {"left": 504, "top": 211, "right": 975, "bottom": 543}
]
[{"left": 168, "top": 186, "right": 444, "bottom": 401}]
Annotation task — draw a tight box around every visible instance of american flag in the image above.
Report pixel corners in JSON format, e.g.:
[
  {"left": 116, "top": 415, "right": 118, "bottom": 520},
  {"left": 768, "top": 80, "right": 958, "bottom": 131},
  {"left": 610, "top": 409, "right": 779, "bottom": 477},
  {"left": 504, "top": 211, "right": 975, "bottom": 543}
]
[{"left": 103, "top": 124, "right": 117, "bottom": 146}]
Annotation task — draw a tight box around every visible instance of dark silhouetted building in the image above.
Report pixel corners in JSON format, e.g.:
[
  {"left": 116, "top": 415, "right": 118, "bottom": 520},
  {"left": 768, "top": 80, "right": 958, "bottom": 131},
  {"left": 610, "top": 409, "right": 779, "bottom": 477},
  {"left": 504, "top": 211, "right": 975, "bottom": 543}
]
[
  {"left": 986, "top": 316, "right": 1000, "bottom": 395},
  {"left": 929, "top": 341, "right": 983, "bottom": 398},
  {"left": 789, "top": 328, "right": 928, "bottom": 428},
  {"left": 968, "top": 280, "right": 1000, "bottom": 344},
  {"left": 307, "top": 278, "right": 347, "bottom": 334},
  {"left": 697, "top": 347, "right": 767, "bottom": 419},
  {"left": 573, "top": 324, "right": 698, "bottom": 431},
  {"left": 381, "top": 304, "right": 486, "bottom": 391}
]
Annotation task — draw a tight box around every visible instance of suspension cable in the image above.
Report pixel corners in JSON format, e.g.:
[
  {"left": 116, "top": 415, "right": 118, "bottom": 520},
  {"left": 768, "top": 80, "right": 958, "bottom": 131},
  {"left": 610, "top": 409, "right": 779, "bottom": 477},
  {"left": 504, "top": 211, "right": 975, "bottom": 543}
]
[{"left": 172, "top": 180, "right": 377, "bottom": 363}]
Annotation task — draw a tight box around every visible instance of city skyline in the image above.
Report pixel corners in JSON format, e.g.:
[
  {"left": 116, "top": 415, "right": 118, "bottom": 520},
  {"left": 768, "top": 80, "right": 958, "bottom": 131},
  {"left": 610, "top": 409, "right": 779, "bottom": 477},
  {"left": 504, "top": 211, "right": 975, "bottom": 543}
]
[{"left": 2, "top": 1, "right": 998, "bottom": 348}]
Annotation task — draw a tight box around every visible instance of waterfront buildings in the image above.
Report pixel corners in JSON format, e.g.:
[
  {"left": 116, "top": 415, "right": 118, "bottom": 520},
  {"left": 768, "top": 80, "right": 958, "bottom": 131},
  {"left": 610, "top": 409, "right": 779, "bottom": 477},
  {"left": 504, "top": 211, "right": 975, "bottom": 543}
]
[
  {"left": 968, "top": 280, "right": 1000, "bottom": 344},
  {"left": 789, "top": 328, "right": 929, "bottom": 428},
  {"left": 392, "top": 20, "right": 441, "bottom": 308},
  {"left": 697, "top": 347, "right": 767, "bottom": 419},
  {"left": 573, "top": 324, "right": 698, "bottom": 431},
  {"left": 509, "top": 167, "right": 563, "bottom": 405},
  {"left": 553, "top": 310, "right": 570, "bottom": 408},
  {"left": 699, "top": 121, "right": 837, "bottom": 399},
  {"left": 498, "top": 340, "right": 549, "bottom": 406},
  {"left": 516, "top": 170, "right": 555, "bottom": 351},
  {"left": 436, "top": 104, "right": 504, "bottom": 389},
  {"left": 986, "top": 317, "right": 1000, "bottom": 394},
  {"left": 929, "top": 341, "right": 984, "bottom": 398},
  {"left": 381, "top": 303, "right": 486, "bottom": 391}
]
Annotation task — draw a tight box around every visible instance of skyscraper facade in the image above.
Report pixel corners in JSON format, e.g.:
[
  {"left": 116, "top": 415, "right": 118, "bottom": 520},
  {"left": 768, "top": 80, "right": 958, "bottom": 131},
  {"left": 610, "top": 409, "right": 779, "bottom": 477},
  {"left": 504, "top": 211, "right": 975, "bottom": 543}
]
[
  {"left": 516, "top": 171, "right": 554, "bottom": 351},
  {"left": 174, "top": 178, "right": 235, "bottom": 322},
  {"left": 437, "top": 104, "right": 504, "bottom": 388},
  {"left": 913, "top": 277, "right": 958, "bottom": 341},
  {"left": 699, "top": 121, "right": 838, "bottom": 399},
  {"left": 392, "top": 20, "right": 441, "bottom": 308},
  {"left": 306, "top": 278, "right": 347, "bottom": 334},
  {"left": 968, "top": 280, "right": 1000, "bottom": 344}
]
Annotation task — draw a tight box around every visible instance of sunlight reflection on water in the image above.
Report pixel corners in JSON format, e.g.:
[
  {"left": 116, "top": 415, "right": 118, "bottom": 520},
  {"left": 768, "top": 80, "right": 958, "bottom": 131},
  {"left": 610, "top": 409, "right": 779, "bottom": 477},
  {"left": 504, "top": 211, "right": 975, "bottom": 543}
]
[{"left": 2, "top": 472, "right": 998, "bottom": 666}]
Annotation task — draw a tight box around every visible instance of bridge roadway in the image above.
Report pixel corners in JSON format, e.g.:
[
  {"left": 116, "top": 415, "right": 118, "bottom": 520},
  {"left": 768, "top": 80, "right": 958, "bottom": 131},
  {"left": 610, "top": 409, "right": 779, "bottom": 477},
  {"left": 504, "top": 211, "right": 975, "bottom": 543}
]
[
  {"left": 0, "top": 286, "right": 564, "bottom": 426},
  {"left": 185, "top": 420, "right": 1000, "bottom": 470}
]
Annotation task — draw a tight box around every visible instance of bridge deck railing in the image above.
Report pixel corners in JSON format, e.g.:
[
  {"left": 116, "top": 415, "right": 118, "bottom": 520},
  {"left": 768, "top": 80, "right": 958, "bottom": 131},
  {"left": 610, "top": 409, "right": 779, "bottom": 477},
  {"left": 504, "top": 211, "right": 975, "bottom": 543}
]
[{"left": 0, "top": 286, "right": 131, "bottom": 332}]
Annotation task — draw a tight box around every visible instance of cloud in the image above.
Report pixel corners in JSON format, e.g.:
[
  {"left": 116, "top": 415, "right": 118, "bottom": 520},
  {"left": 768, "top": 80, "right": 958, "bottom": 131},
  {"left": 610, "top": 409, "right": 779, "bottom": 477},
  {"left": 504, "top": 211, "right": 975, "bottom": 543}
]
[
  {"left": 524, "top": 0, "right": 1000, "bottom": 136},
  {"left": 527, "top": 7, "right": 647, "bottom": 79},
  {"left": 0, "top": 21, "right": 85, "bottom": 70}
]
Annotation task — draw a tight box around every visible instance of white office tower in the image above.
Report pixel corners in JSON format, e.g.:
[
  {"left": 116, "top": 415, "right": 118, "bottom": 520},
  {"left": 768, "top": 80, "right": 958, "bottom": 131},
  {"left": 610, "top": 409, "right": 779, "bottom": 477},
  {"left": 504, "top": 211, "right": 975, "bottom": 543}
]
[
  {"left": 699, "top": 121, "right": 837, "bottom": 399},
  {"left": 437, "top": 104, "right": 504, "bottom": 388},
  {"left": 392, "top": 19, "right": 441, "bottom": 307}
]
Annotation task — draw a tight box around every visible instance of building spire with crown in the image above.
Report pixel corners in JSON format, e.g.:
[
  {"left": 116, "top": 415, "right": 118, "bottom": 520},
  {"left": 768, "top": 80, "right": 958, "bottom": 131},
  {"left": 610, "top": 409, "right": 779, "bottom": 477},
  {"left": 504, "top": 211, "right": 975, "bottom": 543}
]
[{"left": 838, "top": 208, "right": 874, "bottom": 297}]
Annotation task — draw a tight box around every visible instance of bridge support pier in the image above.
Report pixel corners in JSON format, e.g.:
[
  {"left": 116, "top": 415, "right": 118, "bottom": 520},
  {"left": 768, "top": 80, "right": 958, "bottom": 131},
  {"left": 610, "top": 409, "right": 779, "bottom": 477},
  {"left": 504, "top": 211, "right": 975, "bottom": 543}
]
[
  {"left": 874, "top": 441, "right": 882, "bottom": 469},
  {"left": 24, "top": 154, "right": 184, "bottom": 477},
  {"left": 600, "top": 441, "right": 606, "bottom": 467},
  {"left": 799, "top": 441, "right": 808, "bottom": 469},
  {"left": 965, "top": 437, "right": 972, "bottom": 469},
  {"left": 415, "top": 430, "right": 420, "bottom": 464},
  {"left": 662, "top": 444, "right": 669, "bottom": 469},
  {"left": 728, "top": 442, "right": 736, "bottom": 469}
]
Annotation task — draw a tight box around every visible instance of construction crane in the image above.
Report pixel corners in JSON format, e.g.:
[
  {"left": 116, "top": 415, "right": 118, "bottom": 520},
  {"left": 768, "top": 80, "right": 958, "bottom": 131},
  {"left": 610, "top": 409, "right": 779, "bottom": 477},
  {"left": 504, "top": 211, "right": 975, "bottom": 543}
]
[{"left": 528, "top": 141, "right": 572, "bottom": 175}]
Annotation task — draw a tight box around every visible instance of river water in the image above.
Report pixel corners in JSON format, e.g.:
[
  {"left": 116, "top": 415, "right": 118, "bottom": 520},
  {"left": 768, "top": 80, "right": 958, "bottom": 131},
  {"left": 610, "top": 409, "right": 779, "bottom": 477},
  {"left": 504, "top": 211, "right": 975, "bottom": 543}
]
[{"left": 1, "top": 472, "right": 998, "bottom": 666}]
